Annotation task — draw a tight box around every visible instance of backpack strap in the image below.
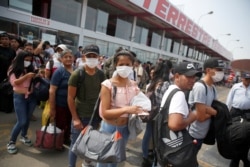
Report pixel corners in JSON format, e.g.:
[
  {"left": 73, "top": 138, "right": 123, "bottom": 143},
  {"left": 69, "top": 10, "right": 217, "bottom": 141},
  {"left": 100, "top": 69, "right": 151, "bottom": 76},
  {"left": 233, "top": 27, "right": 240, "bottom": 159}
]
[
  {"left": 197, "top": 80, "right": 215, "bottom": 99},
  {"left": 161, "top": 88, "right": 180, "bottom": 121}
]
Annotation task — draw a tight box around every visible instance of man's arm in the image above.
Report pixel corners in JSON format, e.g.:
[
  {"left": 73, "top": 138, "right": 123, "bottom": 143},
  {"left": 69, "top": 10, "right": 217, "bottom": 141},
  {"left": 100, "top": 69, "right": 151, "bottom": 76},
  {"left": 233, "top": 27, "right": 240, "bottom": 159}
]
[{"left": 195, "top": 103, "right": 217, "bottom": 122}]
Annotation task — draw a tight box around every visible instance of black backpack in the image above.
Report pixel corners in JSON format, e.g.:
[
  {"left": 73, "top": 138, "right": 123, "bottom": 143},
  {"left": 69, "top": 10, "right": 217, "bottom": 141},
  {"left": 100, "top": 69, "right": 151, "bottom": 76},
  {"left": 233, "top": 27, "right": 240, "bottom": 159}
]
[
  {"left": 30, "top": 77, "right": 50, "bottom": 101},
  {"left": 153, "top": 88, "right": 197, "bottom": 167}
]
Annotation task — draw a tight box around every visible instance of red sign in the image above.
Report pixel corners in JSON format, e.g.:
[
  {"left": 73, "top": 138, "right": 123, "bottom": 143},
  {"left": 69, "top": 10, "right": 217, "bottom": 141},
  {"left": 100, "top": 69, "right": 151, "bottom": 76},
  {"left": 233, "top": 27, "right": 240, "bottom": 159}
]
[
  {"left": 31, "top": 16, "right": 50, "bottom": 26},
  {"left": 129, "top": 0, "right": 232, "bottom": 60}
]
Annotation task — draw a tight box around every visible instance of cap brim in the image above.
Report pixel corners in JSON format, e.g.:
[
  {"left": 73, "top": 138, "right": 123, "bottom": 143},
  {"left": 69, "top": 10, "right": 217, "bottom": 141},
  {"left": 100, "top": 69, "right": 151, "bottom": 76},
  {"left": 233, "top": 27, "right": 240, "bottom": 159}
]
[
  {"left": 84, "top": 52, "right": 99, "bottom": 55},
  {"left": 184, "top": 70, "right": 202, "bottom": 78}
]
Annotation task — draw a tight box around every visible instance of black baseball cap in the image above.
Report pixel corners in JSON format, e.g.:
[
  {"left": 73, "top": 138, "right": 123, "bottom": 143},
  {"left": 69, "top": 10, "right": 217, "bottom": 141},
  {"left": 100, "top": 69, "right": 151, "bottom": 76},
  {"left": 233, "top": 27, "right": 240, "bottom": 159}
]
[
  {"left": 241, "top": 72, "right": 250, "bottom": 79},
  {"left": 83, "top": 44, "right": 99, "bottom": 55},
  {"left": 174, "top": 62, "right": 202, "bottom": 77},
  {"left": 204, "top": 58, "right": 225, "bottom": 70}
]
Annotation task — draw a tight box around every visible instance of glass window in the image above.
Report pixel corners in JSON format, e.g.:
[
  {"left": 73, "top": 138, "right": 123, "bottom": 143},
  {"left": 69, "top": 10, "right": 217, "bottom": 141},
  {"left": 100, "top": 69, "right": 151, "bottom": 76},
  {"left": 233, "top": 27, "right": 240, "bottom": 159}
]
[
  {"left": 115, "top": 19, "right": 132, "bottom": 41},
  {"left": 151, "top": 32, "right": 161, "bottom": 49},
  {"left": 0, "top": 18, "right": 18, "bottom": 34},
  {"left": 85, "top": 6, "right": 97, "bottom": 31},
  {"left": 134, "top": 26, "right": 141, "bottom": 43},
  {"left": 172, "top": 41, "right": 180, "bottom": 54},
  {"left": 96, "top": 10, "right": 109, "bottom": 34},
  {"left": 133, "top": 48, "right": 159, "bottom": 64},
  {"left": 40, "top": 28, "right": 57, "bottom": 45},
  {"left": 58, "top": 31, "right": 79, "bottom": 52},
  {"left": 188, "top": 48, "right": 194, "bottom": 58},
  {"left": 140, "top": 28, "right": 148, "bottom": 45},
  {"left": 134, "top": 26, "right": 148, "bottom": 45},
  {"left": 0, "top": 0, "right": 8, "bottom": 7},
  {"left": 19, "top": 23, "right": 40, "bottom": 42},
  {"left": 96, "top": 40, "right": 108, "bottom": 56},
  {"left": 50, "top": 0, "right": 82, "bottom": 26},
  {"left": 9, "top": 0, "right": 32, "bottom": 13}
]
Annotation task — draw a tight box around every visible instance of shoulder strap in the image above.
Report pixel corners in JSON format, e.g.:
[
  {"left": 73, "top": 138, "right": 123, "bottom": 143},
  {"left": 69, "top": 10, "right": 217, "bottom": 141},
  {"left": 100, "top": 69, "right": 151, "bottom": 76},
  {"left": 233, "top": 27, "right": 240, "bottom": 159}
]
[
  {"left": 197, "top": 80, "right": 215, "bottom": 98},
  {"left": 77, "top": 68, "right": 85, "bottom": 89},
  {"left": 197, "top": 80, "right": 207, "bottom": 95},
  {"left": 160, "top": 88, "right": 180, "bottom": 120}
]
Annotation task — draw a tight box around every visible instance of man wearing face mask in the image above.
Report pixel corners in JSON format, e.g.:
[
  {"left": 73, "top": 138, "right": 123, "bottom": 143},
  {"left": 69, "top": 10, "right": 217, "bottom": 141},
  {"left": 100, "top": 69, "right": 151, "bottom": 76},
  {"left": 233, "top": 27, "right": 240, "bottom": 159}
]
[
  {"left": 67, "top": 44, "right": 105, "bottom": 167},
  {"left": 188, "top": 57, "right": 225, "bottom": 166}
]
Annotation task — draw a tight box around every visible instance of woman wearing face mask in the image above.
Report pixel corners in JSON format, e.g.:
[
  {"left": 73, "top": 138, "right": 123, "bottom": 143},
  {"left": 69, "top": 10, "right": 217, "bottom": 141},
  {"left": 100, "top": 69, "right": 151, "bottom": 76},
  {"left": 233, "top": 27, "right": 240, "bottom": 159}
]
[
  {"left": 67, "top": 44, "right": 105, "bottom": 167},
  {"left": 7, "top": 51, "right": 37, "bottom": 154},
  {"left": 96, "top": 49, "right": 144, "bottom": 167}
]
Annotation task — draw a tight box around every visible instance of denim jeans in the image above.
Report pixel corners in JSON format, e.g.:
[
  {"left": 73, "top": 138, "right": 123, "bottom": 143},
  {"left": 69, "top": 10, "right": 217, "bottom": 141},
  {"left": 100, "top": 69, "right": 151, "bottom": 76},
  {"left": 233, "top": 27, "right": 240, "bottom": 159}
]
[
  {"left": 96, "top": 121, "right": 129, "bottom": 167},
  {"left": 10, "top": 93, "right": 37, "bottom": 142},
  {"left": 68, "top": 118, "right": 99, "bottom": 167},
  {"left": 142, "top": 121, "right": 152, "bottom": 158}
]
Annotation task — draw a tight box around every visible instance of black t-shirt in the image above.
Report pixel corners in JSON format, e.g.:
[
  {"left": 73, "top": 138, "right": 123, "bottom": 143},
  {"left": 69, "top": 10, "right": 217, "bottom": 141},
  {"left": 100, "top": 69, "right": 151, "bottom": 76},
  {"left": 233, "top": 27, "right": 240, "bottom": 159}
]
[{"left": 0, "top": 46, "right": 16, "bottom": 82}]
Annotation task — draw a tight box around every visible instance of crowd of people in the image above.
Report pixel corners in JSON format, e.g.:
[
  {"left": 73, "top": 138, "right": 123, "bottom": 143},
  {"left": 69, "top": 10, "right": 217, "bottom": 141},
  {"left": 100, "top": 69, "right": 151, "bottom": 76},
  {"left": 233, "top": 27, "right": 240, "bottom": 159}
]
[{"left": 0, "top": 32, "right": 250, "bottom": 167}]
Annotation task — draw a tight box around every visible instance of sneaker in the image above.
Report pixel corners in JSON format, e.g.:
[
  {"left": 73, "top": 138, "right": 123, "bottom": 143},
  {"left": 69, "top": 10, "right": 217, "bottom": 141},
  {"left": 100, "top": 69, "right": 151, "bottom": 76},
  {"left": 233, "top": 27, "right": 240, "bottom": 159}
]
[
  {"left": 7, "top": 141, "right": 17, "bottom": 154},
  {"left": 141, "top": 157, "right": 152, "bottom": 167},
  {"left": 19, "top": 136, "right": 33, "bottom": 146}
]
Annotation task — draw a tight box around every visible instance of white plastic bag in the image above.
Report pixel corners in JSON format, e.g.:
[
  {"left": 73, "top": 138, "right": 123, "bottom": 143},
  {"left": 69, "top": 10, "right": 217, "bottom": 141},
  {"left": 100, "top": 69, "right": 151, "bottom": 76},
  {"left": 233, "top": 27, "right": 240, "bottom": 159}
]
[
  {"left": 41, "top": 123, "right": 62, "bottom": 134},
  {"left": 130, "top": 91, "right": 151, "bottom": 111}
]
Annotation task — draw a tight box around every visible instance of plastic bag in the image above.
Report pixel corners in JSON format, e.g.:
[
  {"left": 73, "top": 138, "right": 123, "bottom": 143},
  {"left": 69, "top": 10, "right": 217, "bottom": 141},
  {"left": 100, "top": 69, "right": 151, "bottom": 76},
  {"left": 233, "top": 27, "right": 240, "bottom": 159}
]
[
  {"left": 130, "top": 91, "right": 151, "bottom": 111},
  {"left": 42, "top": 101, "right": 50, "bottom": 126},
  {"left": 41, "top": 123, "right": 62, "bottom": 134}
]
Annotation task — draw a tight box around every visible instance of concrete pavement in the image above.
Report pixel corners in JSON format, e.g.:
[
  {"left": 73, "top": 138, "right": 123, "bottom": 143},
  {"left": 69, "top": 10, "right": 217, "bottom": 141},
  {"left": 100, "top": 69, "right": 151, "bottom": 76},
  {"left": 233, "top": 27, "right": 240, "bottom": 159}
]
[{"left": 0, "top": 86, "right": 243, "bottom": 167}]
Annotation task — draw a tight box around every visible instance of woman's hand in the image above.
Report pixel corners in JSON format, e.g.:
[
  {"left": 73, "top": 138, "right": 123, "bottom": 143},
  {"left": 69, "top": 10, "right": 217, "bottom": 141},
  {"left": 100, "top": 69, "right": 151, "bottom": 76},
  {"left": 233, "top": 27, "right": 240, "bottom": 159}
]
[
  {"left": 25, "top": 72, "right": 36, "bottom": 79},
  {"left": 124, "top": 105, "right": 144, "bottom": 114}
]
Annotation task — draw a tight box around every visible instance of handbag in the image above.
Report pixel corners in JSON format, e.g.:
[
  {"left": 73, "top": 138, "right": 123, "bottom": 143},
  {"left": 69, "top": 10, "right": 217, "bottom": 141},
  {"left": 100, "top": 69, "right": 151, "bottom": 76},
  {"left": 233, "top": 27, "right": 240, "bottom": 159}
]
[
  {"left": 0, "top": 78, "right": 13, "bottom": 95},
  {"left": 71, "top": 95, "right": 126, "bottom": 163},
  {"left": 35, "top": 118, "right": 64, "bottom": 150}
]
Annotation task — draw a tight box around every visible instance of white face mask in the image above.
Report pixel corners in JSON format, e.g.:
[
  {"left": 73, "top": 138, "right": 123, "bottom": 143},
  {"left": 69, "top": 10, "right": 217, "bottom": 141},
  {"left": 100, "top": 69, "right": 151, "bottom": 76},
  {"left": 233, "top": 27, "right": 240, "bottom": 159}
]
[
  {"left": 212, "top": 71, "right": 224, "bottom": 82},
  {"left": 85, "top": 58, "right": 99, "bottom": 68},
  {"left": 24, "top": 60, "right": 31, "bottom": 67},
  {"left": 116, "top": 66, "right": 133, "bottom": 78}
]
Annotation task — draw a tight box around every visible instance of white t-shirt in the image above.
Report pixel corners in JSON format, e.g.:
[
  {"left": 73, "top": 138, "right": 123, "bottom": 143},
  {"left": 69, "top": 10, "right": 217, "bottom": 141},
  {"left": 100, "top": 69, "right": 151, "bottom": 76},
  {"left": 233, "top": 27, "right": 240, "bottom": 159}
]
[
  {"left": 45, "top": 57, "right": 62, "bottom": 73},
  {"left": 76, "top": 58, "right": 85, "bottom": 69},
  {"left": 160, "top": 84, "right": 189, "bottom": 118}
]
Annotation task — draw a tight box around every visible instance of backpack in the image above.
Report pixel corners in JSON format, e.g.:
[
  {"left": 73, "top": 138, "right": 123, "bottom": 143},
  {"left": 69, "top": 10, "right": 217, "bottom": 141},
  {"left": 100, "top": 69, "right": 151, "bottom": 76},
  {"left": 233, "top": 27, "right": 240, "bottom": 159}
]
[
  {"left": 153, "top": 88, "right": 197, "bottom": 167},
  {"left": 30, "top": 77, "right": 50, "bottom": 101},
  {"left": 77, "top": 68, "right": 105, "bottom": 123}
]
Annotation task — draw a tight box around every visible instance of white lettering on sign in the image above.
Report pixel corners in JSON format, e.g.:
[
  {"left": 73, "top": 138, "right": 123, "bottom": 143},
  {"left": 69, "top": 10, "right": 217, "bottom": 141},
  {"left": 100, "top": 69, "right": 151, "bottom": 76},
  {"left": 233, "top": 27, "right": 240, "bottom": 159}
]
[
  {"left": 128, "top": 0, "right": 215, "bottom": 50},
  {"left": 31, "top": 16, "right": 50, "bottom": 26}
]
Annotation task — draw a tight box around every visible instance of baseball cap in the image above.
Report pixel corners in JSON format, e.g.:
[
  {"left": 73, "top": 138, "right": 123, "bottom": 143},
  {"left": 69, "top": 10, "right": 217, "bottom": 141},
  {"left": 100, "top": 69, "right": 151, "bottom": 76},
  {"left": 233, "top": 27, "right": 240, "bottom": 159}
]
[
  {"left": 56, "top": 44, "right": 68, "bottom": 51},
  {"left": 241, "top": 72, "right": 250, "bottom": 79},
  {"left": 204, "top": 58, "right": 225, "bottom": 69},
  {"left": 83, "top": 44, "right": 99, "bottom": 55},
  {"left": 174, "top": 62, "right": 202, "bottom": 77}
]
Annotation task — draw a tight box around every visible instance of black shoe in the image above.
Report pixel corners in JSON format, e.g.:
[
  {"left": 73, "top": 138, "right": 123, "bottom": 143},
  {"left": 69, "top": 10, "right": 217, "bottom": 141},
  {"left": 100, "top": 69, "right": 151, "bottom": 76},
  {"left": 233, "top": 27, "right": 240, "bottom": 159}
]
[{"left": 141, "top": 157, "right": 152, "bottom": 167}]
